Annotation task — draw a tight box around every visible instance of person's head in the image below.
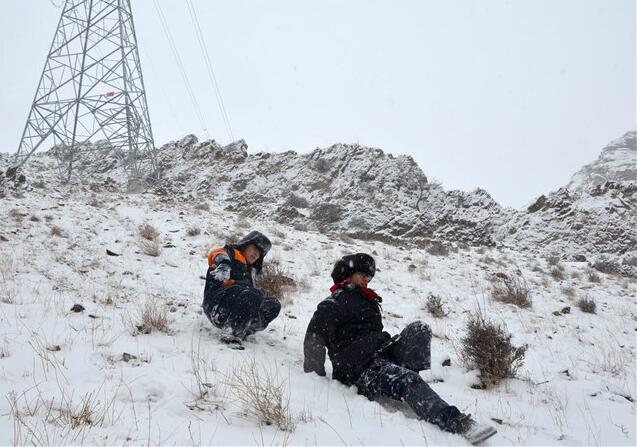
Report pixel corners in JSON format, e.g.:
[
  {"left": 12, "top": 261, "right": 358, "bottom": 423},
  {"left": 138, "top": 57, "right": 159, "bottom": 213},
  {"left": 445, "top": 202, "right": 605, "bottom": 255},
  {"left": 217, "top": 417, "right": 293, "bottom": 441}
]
[
  {"left": 231, "top": 231, "right": 272, "bottom": 273},
  {"left": 331, "top": 253, "right": 376, "bottom": 285},
  {"left": 243, "top": 243, "right": 262, "bottom": 265}
]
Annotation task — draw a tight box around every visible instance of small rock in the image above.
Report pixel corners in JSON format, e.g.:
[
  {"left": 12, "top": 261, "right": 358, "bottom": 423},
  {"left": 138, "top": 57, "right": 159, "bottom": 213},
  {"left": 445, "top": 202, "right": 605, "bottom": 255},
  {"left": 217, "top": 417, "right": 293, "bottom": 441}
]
[
  {"left": 106, "top": 249, "right": 120, "bottom": 256},
  {"left": 122, "top": 352, "right": 138, "bottom": 362},
  {"left": 70, "top": 304, "right": 85, "bottom": 313},
  {"left": 442, "top": 358, "right": 451, "bottom": 367},
  {"left": 552, "top": 310, "right": 562, "bottom": 316},
  {"left": 88, "top": 314, "right": 98, "bottom": 319},
  {"left": 47, "top": 345, "right": 61, "bottom": 352},
  {"left": 561, "top": 306, "right": 571, "bottom": 314},
  {"left": 0, "top": 235, "right": 8, "bottom": 242}
]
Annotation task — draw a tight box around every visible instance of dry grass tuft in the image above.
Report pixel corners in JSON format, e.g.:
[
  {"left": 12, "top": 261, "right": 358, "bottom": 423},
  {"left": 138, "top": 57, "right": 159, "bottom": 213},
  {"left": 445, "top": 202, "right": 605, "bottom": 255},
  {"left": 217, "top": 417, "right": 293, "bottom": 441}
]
[
  {"left": 550, "top": 265, "right": 565, "bottom": 281},
  {"left": 227, "top": 357, "right": 295, "bottom": 432},
  {"left": 257, "top": 260, "right": 296, "bottom": 306},
  {"left": 187, "top": 226, "right": 201, "bottom": 237},
  {"left": 138, "top": 223, "right": 159, "bottom": 241},
  {"left": 561, "top": 286, "right": 576, "bottom": 299},
  {"left": 491, "top": 274, "right": 532, "bottom": 308},
  {"left": 194, "top": 202, "right": 210, "bottom": 211},
  {"left": 460, "top": 312, "right": 527, "bottom": 387},
  {"left": 425, "top": 293, "right": 447, "bottom": 318},
  {"left": 138, "top": 238, "right": 161, "bottom": 257},
  {"left": 50, "top": 225, "right": 66, "bottom": 237},
  {"left": 576, "top": 297, "right": 596, "bottom": 314},
  {"left": 8, "top": 208, "right": 24, "bottom": 223},
  {"left": 133, "top": 300, "right": 170, "bottom": 335},
  {"left": 425, "top": 241, "right": 449, "bottom": 257},
  {"left": 587, "top": 270, "right": 602, "bottom": 283}
]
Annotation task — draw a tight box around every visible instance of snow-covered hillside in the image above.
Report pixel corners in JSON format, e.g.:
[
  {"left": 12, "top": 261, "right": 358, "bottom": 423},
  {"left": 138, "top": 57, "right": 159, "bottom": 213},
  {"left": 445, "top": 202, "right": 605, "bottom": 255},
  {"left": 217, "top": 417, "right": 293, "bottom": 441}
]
[
  {"left": 1, "top": 179, "right": 635, "bottom": 445},
  {"left": 567, "top": 131, "right": 636, "bottom": 194}
]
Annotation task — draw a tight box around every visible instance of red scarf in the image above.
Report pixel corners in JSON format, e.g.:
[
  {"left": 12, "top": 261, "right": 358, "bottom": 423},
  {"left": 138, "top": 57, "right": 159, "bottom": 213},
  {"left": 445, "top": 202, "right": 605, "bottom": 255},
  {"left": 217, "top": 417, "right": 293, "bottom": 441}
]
[{"left": 330, "top": 279, "right": 379, "bottom": 302}]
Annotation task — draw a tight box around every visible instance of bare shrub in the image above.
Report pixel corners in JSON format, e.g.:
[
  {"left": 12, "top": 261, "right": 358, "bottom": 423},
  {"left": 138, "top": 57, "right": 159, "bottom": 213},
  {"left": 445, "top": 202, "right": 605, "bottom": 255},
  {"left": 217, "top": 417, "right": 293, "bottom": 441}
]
[
  {"left": 310, "top": 203, "right": 342, "bottom": 225},
  {"left": 88, "top": 195, "right": 101, "bottom": 208},
  {"left": 8, "top": 208, "right": 24, "bottom": 223},
  {"left": 227, "top": 357, "right": 295, "bottom": 432},
  {"left": 285, "top": 193, "right": 309, "bottom": 208},
  {"left": 550, "top": 265, "right": 565, "bottom": 281},
  {"left": 593, "top": 256, "right": 620, "bottom": 275},
  {"left": 257, "top": 260, "right": 296, "bottom": 305},
  {"left": 561, "top": 286, "right": 576, "bottom": 299},
  {"left": 587, "top": 270, "right": 602, "bottom": 283},
  {"left": 576, "top": 297, "right": 596, "bottom": 314},
  {"left": 138, "top": 238, "right": 161, "bottom": 257},
  {"left": 460, "top": 312, "right": 527, "bottom": 386},
  {"left": 29, "top": 215, "right": 41, "bottom": 222},
  {"left": 491, "top": 275, "right": 532, "bottom": 308},
  {"left": 133, "top": 300, "right": 170, "bottom": 335},
  {"left": 546, "top": 255, "right": 561, "bottom": 266},
  {"left": 570, "top": 271, "right": 581, "bottom": 279},
  {"left": 187, "top": 226, "right": 201, "bottom": 237},
  {"left": 50, "top": 225, "right": 66, "bottom": 237},
  {"left": 426, "top": 241, "right": 449, "bottom": 257},
  {"left": 425, "top": 293, "right": 447, "bottom": 318},
  {"left": 138, "top": 223, "right": 159, "bottom": 241}
]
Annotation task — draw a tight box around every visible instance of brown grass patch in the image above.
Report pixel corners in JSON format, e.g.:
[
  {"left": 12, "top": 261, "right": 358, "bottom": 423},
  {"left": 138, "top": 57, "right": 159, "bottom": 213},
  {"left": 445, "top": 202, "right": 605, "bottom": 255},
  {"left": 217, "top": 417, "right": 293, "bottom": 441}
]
[
  {"left": 491, "top": 274, "right": 532, "bottom": 308},
  {"left": 460, "top": 312, "right": 527, "bottom": 387}
]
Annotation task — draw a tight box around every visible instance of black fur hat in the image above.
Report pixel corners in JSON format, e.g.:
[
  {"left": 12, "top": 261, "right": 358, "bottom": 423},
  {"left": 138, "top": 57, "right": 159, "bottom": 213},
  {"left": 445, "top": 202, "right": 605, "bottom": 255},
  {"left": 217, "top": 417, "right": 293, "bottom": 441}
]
[
  {"left": 331, "top": 253, "right": 376, "bottom": 283},
  {"left": 231, "top": 230, "right": 272, "bottom": 274}
]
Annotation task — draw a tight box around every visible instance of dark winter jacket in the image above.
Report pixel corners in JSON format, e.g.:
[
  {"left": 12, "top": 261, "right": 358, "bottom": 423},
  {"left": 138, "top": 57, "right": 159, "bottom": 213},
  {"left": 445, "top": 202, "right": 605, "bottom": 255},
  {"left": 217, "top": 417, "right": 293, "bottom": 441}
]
[
  {"left": 303, "top": 283, "right": 391, "bottom": 385},
  {"left": 204, "top": 245, "right": 255, "bottom": 302}
]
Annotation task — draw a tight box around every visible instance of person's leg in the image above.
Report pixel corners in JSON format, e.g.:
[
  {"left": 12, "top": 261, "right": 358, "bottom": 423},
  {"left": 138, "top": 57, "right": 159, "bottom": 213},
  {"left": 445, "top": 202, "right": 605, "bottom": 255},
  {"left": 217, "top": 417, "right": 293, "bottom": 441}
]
[
  {"left": 388, "top": 320, "right": 432, "bottom": 371},
  {"left": 356, "top": 358, "right": 463, "bottom": 432},
  {"left": 202, "top": 289, "right": 230, "bottom": 328},
  {"left": 246, "top": 296, "right": 281, "bottom": 335},
  {"left": 224, "top": 287, "right": 264, "bottom": 339}
]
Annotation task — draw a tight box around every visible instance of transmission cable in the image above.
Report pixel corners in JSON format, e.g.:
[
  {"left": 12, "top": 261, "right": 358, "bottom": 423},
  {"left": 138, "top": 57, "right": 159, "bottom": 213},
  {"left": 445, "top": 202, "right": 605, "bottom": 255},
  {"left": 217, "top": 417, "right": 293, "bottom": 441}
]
[
  {"left": 152, "top": 0, "right": 209, "bottom": 139},
  {"left": 185, "top": 0, "right": 234, "bottom": 142}
]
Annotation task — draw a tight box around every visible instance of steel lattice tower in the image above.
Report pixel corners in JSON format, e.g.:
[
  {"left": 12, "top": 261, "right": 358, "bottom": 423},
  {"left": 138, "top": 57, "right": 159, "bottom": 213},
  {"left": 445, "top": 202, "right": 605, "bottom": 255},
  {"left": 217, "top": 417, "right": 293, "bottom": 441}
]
[{"left": 13, "top": 0, "right": 158, "bottom": 185}]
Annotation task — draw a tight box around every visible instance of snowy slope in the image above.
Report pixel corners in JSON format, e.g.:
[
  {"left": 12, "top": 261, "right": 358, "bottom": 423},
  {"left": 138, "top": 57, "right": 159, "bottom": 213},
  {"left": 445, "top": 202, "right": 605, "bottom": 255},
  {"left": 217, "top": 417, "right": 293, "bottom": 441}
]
[{"left": 1, "top": 180, "right": 635, "bottom": 446}]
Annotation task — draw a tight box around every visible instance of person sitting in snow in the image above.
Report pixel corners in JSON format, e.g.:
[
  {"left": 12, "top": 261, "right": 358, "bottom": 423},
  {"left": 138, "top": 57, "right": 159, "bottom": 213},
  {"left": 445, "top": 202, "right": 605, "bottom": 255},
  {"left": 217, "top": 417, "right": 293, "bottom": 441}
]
[
  {"left": 202, "top": 230, "right": 281, "bottom": 346},
  {"left": 303, "top": 253, "right": 497, "bottom": 445}
]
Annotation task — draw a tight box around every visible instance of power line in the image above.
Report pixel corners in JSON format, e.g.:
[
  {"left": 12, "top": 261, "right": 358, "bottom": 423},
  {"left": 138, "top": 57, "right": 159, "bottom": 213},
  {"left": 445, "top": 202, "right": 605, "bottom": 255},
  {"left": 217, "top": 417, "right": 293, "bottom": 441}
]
[
  {"left": 152, "top": 0, "right": 209, "bottom": 139},
  {"left": 185, "top": 0, "right": 234, "bottom": 142}
]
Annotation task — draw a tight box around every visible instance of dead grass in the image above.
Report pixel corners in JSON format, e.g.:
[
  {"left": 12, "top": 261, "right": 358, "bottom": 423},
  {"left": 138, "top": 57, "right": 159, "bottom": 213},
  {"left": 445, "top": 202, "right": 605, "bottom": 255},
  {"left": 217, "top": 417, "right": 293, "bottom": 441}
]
[
  {"left": 550, "top": 265, "right": 565, "bottom": 281},
  {"left": 227, "top": 357, "right": 295, "bottom": 432},
  {"left": 587, "top": 270, "right": 602, "bottom": 283},
  {"left": 186, "top": 226, "right": 201, "bottom": 237},
  {"left": 491, "top": 274, "right": 532, "bottom": 308},
  {"left": 138, "top": 223, "right": 159, "bottom": 241},
  {"left": 576, "top": 297, "right": 596, "bottom": 314},
  {"left": 8, "top": 208, "right": 24, "bottom": 223},
  {"left": 132, "top": 300, "right": 170, "bottom": 335},
  {"left": 460, "top": 311, "right": 527, "bottom": 387},
  {"left": 561, "top": 286, "right": 577, "bottom": 299},
  {"left": 425, "top": 293, "right": 447, "bottom": 318},
  {"left": 50, "top": 225, "right": 66, "bottom": 238},
  {"left": 257, "top": 260, "right": 296, "bottom": 306},
  {"left": 138, "top": 238, "right": 161, "bottom": 257},
  {"left": 425, "top": 241, "right": 449, "bottom": 257}
]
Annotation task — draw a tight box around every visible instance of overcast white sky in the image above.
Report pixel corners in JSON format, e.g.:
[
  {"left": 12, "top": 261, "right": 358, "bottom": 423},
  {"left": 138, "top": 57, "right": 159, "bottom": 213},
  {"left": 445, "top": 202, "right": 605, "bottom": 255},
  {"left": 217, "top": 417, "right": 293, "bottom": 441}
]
[{"left": 0, "top": 0, "right": 635, "bottom": 207}]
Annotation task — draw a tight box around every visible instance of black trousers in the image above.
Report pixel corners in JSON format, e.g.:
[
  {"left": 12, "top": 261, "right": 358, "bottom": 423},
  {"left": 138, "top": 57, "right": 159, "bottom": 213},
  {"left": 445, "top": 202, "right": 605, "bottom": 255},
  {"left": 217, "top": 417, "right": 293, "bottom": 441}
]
[
  {"left": 355, "top": 321, "right": 463, "bottom": 431},
  {"left": 203, "top": 285, "right": 281, "bottom": 339}
]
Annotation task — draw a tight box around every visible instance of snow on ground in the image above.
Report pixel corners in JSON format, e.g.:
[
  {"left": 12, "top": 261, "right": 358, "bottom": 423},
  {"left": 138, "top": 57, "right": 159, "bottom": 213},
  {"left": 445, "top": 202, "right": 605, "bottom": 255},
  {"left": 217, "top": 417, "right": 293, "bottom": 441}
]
[{"left": 0, "top": 187, "right": 635, "bottom": 446}]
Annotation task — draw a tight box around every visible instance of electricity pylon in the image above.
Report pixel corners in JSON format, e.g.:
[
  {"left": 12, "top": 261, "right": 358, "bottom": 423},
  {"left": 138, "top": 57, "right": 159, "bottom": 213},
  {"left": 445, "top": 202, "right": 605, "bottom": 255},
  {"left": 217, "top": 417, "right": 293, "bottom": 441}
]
[{"left": 13, "top": 0, "right": 158, "bottom": 185}]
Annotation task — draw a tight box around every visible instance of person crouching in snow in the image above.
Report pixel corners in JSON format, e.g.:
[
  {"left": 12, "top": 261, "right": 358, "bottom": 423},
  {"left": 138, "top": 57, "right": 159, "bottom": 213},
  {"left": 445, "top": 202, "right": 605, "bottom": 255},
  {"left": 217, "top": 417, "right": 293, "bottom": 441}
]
[
  {"left": 202, "top": 231, "right": 281, "bottom": 345},
  {"left": 303, "top": 253, "right": 497, "bottom": 445}
]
